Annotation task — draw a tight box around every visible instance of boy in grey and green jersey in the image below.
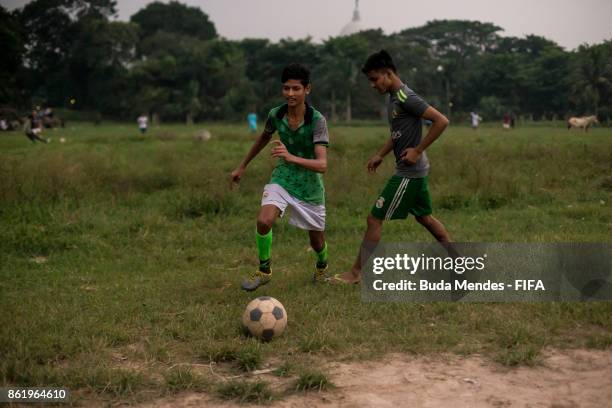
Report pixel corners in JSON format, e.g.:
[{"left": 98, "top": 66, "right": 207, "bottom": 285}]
[
  {"left": 371, "top": 82, "right": 432, "bottom": 220},
  {"left": 389, "top": 84, "right": 430, "bottom": 178},
  {"left": 332, "top": 50, "right": 456, "bottom": 285},
  {"left": 231, "top": 63, "right": 330, "bottom": 291}
]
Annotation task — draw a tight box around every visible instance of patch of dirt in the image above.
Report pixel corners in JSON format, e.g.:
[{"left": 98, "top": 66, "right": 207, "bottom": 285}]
[{"left": 137, "top": 348, "right": 612, "bottom": 407}]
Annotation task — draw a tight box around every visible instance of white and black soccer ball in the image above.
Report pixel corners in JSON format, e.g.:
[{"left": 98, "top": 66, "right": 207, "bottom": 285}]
[
  {"left": 242, "top": 296, "right": 287, "bottom": 341},
  {"left": 194, "top": 129, "right": 211, "bottom": 141}
]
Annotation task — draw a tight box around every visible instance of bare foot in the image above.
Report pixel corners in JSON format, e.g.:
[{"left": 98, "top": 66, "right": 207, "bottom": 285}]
[{"left": 328, "top": 270, "right": 361, "bottom": 284}]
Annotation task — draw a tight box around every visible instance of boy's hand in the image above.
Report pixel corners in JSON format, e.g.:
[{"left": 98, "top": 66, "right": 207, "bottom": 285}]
[
  {"left": 367, "top": 154, "right": 383, "bottom": 173},
  {"left": 400, "top": 148, "right": 421, "bottom": 165},
  {"left": 271, "top": 140, "right": 294, "bottom": 162},
  {"left": 230, "top": 166, "right": 245, "bottom": 188}
]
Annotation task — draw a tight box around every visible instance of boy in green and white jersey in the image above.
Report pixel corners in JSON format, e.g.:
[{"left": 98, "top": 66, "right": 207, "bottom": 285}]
[
  {"left": 231, "top": 64, "right": 330, "bottom": 291},
  {"left": 333, "top": 50, "right": 455, "bottom": 284}
]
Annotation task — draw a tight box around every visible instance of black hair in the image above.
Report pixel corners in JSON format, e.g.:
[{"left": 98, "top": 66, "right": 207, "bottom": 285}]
[
  {"left": 361, "top": 50, "right": 397, "bottom": 74},
  {"left": 281, "top": 63, "right": 310, "bottom": 86}
]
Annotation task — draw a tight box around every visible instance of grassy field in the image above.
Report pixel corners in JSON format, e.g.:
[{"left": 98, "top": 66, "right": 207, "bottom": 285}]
[{"left": 1, "top": 122, "right": 611, "bottom": 405}]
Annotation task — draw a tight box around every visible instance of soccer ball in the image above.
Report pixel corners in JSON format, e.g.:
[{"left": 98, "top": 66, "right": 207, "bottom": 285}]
[
  {"left": 242, "top": 296, "right": 287, "bottom": 341},
  {"left": 59, "top": 138, "right": 65, "bottom": 143},
  {"left": 194, "top": 129, "right": 211, "bottom": 141}
]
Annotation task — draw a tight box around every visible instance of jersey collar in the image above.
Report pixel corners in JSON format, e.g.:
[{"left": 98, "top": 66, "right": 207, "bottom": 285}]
[{"left": 275, "top": 102, "right": 314, "bottom": 126}]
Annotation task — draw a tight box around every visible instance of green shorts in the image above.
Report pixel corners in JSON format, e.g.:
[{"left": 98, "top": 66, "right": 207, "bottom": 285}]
[{"left": 371, "top": 175, "right": 432, "bottom": 220}]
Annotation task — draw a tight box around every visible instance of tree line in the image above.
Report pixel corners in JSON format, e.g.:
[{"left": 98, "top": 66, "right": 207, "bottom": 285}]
[{"left": 1, "top": 0, "right": 611, "bottom": 123}]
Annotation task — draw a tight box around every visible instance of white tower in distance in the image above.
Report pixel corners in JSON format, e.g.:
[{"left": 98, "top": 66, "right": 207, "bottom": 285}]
[{"left": 340, "top": 0, "right": 365, "bottom": 36}]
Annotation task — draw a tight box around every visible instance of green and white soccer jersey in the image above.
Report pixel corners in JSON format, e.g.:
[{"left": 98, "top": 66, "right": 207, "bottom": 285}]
[{"left": 264, "top": 103, "right": 329, "bottom": 205}]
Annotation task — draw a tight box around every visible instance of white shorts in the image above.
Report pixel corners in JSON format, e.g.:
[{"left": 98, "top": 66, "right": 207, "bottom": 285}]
[{"left": 261, "top": 184, "right": 325, "bottom": 231}]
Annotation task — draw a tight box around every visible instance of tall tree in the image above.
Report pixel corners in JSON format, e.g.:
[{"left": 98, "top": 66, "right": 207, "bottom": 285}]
[
  {"left": 317, "top": 35, "right": 369, "bottom": 122},
  {"left": 16, "top": 0, "right": 118, "bottom": 107},
  {"left": 0, "top": 6, "right": 24, "bottom": 105},
  {"left": 68, "top": 18, "right": 138, "bottom": 114},
  {"left": 130, "top": 1, "right": 217, "bottom": 44},
  {"left": 238, "top": 37, "right": 321, "bottom": 116},
  {"left": 195, "top": 39, "right": 253, "bottom": 120},
  {"left": 466, "top": 35, "right": 570, "bottom": 119},
  {"left": 71, "top": 0, "right": 117, "bottom": 18},
  {"left": 521, "top": 44, "right": 570, "bottom": 118},
  {"left": 397, "top": 20, "right": 503, "bottom": 114},
  {"left": 569, "top": 41, "right": 612, "bottom": 117},
  {"left": 18, "top": 0, "right": 76, "bottom": 106}
]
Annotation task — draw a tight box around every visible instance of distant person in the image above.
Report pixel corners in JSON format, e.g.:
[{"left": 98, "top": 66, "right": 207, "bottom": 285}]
[
  {"left": 247, "top": 112, "right": 258, "bottom": 133},
  {"left": 24, "top": 111, "right": 49, "bottom": 143},
  {"left": 470, "top": 111, "right": 482, "bottom": 130},
  {"left": 137, "top": 114, "right": 148, "bottom": 134},
  {"left": 502, "top": 113, "right": 511, "bottom": 130},
  {"left": 510, "top": 112, "right": 516, "bottom": 129},
  {"left": 0, "top": 119, "right": 7, "bottom": 131}
]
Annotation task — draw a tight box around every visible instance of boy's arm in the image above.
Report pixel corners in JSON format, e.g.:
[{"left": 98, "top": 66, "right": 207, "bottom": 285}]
[
  {"left": 401, "top": 106, "right": 449, "bottom": 165},
  {"left": 367, "top": 137, "right": 394, "bottom": 173},
  {"left": 230, "top": 129, "right": 274, "bottom": 185},
  {"left": 269, "top": 115, "right": 329, "bottom": 173},
  {"left": 271, "top": 141, "right": 327, "bottom": 173}
]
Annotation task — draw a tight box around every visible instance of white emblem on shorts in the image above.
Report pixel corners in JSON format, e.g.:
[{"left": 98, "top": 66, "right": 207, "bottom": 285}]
[{"left": 375, "top": 197, "right": 385, "bottom": 209}]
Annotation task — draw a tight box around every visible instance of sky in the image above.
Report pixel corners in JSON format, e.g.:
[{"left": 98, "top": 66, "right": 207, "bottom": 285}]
[{"left": 3, "top": 0, "right": 612, "bottom": 50}]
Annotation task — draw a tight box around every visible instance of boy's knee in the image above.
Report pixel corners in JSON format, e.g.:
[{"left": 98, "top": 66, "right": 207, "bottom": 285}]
[
  {"left": 309, "top": 234, "right": 325, "bottom": 251},
  {"left": 256, "top": 215, "right": 274, "bottom": 232},
  {"left": 367, "top": 214, "right": 383, "bottom": 229},
  {"left": 416, "top": 215, "right": 433, "bottom": 226}
]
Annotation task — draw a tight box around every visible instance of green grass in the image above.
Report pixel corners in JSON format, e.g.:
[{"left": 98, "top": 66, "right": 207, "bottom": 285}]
[
  {"left": 272, "top": 361, "right": 294, "bottom": 378},
  {"left": 215, "top": 379, "right": 276, "bottom": 404},
  {"left": 163, "top": 366, "right": 208, "bottom": 393},
  {"left": 0, "top": 122, "right": 611, "bottom": 404},
  {"left": 294, "top": 369, "right": 333, "bottom": 392},
  {"left": 204, "top": 342, "right": 263, "bottom": 372}
]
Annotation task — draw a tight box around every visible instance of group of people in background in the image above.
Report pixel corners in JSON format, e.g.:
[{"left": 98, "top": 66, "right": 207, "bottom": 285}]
[
  {"left": 1, "top": 107, "right": 53, "bottom": 134},
  {"left": 24, "top": 109, "right": 51, "bottom": 143},
  {"left": 22, "top": 108, "right": 523, "bottom": 142},
  {"left": 133, "top": 108, "right": 524, "bottom": 136},
  {"left": 469, "top": 111, "right": 517, "bottom": 130},
  {"left": 246, "top": 110, "right": 518, "bottom": 134}
]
